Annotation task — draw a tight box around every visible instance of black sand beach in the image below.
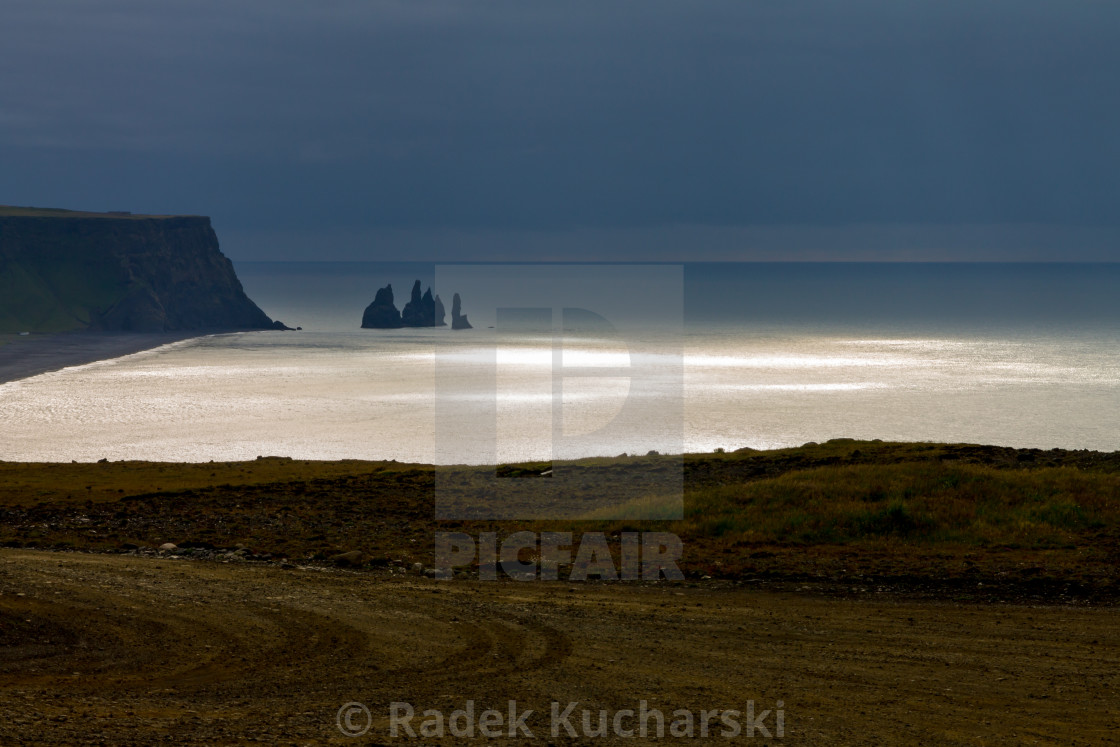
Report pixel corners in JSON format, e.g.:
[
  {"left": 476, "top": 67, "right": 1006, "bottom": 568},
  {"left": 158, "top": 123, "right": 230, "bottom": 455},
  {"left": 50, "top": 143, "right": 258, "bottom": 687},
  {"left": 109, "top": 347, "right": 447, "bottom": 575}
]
[{"left": 0, "top": 331, "right": 206, "bottom": 385}]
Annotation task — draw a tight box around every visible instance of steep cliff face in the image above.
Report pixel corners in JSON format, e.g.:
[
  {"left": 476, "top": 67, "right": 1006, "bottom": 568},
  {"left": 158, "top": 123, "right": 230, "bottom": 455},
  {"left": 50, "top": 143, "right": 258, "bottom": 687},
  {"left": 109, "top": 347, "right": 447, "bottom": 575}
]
[{"left": 0, "top": 207, "right": 278, "bottom": 333}]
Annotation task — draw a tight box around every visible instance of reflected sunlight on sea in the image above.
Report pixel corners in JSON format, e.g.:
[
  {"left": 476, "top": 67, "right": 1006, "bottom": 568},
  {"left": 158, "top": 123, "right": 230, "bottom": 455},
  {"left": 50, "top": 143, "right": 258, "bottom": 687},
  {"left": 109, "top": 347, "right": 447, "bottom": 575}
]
[{"left": 1, "top": 263, "right": 1117, "bottom": 462}]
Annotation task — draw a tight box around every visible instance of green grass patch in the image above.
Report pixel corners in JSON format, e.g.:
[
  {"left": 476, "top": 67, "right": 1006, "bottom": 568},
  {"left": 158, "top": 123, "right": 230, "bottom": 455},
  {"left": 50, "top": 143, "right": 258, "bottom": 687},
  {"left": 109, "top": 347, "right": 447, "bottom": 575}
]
[{"left": 673, "top": 462, "right": 1119, "bottom": 548}]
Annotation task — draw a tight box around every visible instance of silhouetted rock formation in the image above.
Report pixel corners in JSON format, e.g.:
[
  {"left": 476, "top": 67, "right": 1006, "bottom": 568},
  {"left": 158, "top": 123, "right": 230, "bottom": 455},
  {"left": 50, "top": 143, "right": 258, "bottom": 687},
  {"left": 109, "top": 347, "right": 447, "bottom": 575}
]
[
  {"left": 362, "top": 280, "right": 467, "bottom": 330},
  {"left": 361, "top": 284, "right": 403, "bottom": 328},
  {"left": 451, "top": 293, "right": 472, "bottom": 330},
  {"left": 433, "top": 295, "right": 446, "bottom": 326},
  {"left": 421, "top": 288, "right": 436, "bottom": 324},
  {"left": 401, "top": 280, "right": 439, "bottom": 327},
  {"left": 0, "top": 206, "right": 283, "bottom": 333}
]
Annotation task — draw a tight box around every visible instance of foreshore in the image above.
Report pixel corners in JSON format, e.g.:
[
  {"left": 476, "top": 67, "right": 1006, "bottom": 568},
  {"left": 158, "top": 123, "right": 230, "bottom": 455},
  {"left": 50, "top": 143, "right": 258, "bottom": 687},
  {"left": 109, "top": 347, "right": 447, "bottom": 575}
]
[{"left": 0, "top": 331, "right": 208, "bottom": 385}]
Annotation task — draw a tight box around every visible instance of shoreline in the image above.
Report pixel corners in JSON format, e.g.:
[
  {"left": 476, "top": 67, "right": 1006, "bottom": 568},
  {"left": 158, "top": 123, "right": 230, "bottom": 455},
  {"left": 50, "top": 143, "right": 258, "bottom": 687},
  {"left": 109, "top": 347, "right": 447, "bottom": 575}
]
[{"left": 0, "top": 330, "right": 224, "bottom": 385}]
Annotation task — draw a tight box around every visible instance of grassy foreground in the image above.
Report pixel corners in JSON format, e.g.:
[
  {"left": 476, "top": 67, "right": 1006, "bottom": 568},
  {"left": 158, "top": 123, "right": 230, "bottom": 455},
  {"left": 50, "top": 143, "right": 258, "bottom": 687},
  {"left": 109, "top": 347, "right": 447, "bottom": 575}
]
[{"left": 1, "top": 440, "right": 1118, "bottom": 603}]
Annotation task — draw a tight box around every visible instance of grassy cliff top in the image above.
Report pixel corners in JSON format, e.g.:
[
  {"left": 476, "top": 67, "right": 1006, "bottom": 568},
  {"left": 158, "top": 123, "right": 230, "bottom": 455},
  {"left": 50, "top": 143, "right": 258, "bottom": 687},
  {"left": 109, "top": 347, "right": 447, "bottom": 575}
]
[{"left": 0, "top": 205, "right": 194, "bottom": 220}]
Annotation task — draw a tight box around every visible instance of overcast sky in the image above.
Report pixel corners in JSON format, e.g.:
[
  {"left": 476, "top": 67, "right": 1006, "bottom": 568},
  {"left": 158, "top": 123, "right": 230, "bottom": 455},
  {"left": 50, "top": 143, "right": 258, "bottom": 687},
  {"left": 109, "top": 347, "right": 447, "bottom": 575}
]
[{"left": 2, "top": 1, "right": 1118, "bottom": 261}]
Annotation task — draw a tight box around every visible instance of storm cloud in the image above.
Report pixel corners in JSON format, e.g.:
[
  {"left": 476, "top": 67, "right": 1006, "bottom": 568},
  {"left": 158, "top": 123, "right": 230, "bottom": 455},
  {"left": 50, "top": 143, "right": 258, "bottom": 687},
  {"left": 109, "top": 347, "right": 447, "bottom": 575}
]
[{"left": 2, "top": 1, "right": 1118, "bottom": 259}]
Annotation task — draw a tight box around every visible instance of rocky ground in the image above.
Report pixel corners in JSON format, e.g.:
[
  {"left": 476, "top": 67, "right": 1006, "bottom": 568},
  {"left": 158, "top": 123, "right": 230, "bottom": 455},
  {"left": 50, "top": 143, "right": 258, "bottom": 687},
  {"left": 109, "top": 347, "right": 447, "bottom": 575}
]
[{"left": 2, "top": 441, "right": 1118, "bottom": 604}]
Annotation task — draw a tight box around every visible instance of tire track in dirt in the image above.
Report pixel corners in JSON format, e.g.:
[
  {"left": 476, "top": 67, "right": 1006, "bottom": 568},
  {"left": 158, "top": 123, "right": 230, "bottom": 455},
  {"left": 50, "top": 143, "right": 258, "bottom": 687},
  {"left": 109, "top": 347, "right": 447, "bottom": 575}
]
[
  {"left": 0, "top": 553, "right": 574, "bottom": 709},
  {"left": 2, "top": 550, "right": 1117, "bottom": 746}
]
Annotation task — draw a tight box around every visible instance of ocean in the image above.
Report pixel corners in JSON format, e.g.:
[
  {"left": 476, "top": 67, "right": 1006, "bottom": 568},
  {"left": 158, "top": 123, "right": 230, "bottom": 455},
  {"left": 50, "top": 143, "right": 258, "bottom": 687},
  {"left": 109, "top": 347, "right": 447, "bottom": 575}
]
[{"left": 1, "top": 262, "right": 1117, "bottom": 463}]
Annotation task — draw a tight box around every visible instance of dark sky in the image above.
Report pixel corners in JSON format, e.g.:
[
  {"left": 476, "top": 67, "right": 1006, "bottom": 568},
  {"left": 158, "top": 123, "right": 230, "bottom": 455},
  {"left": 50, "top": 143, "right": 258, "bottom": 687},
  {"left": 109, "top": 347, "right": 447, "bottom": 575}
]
[{"left": 2, "top": 1, "right": 1118, "bottom": 260}]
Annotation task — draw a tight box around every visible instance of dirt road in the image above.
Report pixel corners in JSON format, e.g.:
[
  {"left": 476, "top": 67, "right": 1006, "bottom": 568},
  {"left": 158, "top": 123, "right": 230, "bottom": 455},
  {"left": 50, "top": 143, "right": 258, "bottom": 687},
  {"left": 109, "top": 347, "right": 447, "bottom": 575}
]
[{"left": 1, "top": 550, "right": 1116, "bottom": 745}]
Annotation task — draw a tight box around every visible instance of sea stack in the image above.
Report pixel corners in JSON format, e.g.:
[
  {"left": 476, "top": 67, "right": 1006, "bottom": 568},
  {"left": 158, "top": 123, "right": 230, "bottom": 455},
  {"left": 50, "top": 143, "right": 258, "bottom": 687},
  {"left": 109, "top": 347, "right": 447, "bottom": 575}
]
[
  {"left": 401, "top": 280, "right": 437, "bottom": 327},
  {"left": 451, "top": 293, "right": 472, "bottom": 330},
  {"left": 362, "top": 280, "right": 464, "bottom": 329},
  {"left": 361, "top": 284, "right": 403, "bottom": 328},
  {"left": 433, "top": 295, "right": 447, "bottom": 326}
]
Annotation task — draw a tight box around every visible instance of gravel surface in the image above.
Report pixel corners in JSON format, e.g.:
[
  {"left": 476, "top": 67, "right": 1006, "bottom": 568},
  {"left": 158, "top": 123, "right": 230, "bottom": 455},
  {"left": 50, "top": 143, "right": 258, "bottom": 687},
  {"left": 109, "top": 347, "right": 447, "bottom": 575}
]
[{"left": 1, "top": 550, "right": 1116, "bottom": 745}]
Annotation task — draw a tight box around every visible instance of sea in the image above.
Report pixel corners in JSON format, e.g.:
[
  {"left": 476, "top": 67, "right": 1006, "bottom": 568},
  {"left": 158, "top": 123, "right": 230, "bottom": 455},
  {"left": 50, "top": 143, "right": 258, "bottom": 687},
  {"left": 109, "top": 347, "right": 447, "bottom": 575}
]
[{"left": 1, "top": 263, "right": 1117, "bottom": 463}]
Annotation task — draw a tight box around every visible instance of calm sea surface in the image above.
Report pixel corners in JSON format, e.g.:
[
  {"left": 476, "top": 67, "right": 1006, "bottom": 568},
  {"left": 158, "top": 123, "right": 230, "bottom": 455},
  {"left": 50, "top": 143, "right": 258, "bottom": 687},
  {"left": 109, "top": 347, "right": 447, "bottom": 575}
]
[{"left": 1, "top": 263, "right": 1117, "bottom": 463}]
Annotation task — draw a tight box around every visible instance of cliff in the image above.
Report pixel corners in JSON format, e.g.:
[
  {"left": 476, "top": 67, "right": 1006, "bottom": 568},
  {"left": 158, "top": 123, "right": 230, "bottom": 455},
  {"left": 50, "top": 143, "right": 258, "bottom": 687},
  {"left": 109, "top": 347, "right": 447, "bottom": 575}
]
[{"left": 0, "top": 206, "right": 282, "bottom": 333}]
